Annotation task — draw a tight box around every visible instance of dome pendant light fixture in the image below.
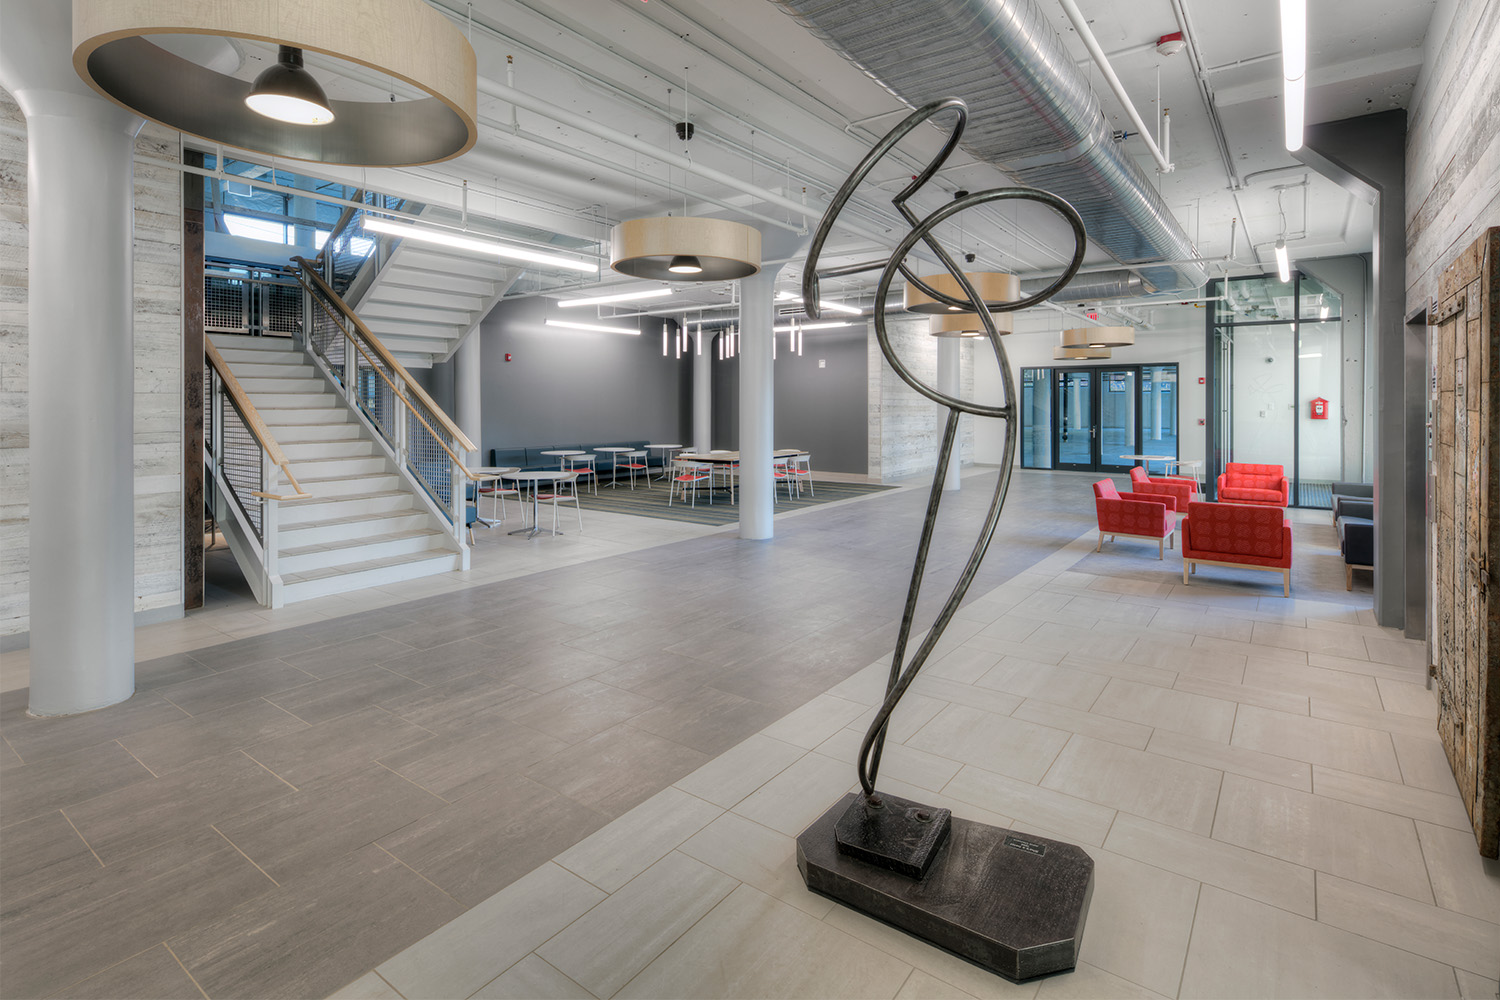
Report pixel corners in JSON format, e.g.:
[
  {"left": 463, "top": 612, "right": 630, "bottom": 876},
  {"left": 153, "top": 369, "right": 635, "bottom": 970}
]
[
  {"left": 667, "top": 254, "right": 704, "bottom": 275},
  {"left": 245, "top": 46, "right": 335, "bottom": 125}
]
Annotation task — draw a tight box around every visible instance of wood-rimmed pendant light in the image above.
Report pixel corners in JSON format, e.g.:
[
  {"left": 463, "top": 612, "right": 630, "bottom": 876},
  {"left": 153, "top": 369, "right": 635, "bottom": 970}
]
[
  {"left": 903, "top": 272, "right": 1019, "bottom": 314},
  {"left": 72, "top": 0, "right": 478, "bottom": 166},
  {"left": 610, "top": 217, "right": 761, "bottom": 282},
  {"left": 1061, "top": 326, "right": 1135, "bottom": 349},
  {"left": 1053, "top": 346, "right": 1113, "bottom": 360},
  {"left": 928, "top": 313, "right": 1013, "bottom": 338}
]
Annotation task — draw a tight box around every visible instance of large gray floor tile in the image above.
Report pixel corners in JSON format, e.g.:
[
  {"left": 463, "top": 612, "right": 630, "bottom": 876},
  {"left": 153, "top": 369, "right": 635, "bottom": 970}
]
[
  {"left": 377, "top": 722, "right": 569, "bottom": 802},
  {"left": 63, "top": 750, "right": 296, "bottom": 864},
  {"left": 117, "top": 697, "right": 308, "bottom": 774},
  {"left": 0, "top": 810, "right": 102, "bottom": 905},
  {"left": 49, "top": 943, "right": 204, "bottom": 999},
  {"left": 0, "top": 829, "right": 275, "bottom": 999},
  {"left": 0, "top": 694, "right": 190, "bottom": 762},
  {"left": 169, "top": 844, "right": 462, "bottom": 1000},
  {"left": 377, "top": 773, "right": 607, "bottom": 906},
  {"left": 242, "top": 705, "right": 437, "bottom": 787},
  {"left": 155, "top": 661, "right": 318, "bottom": 716},
  {"left": 524, "top": 722, "right": 709, "bottom": 816},
  {"left": 0, "top": 740, "right": 156, "bottom": 829}
]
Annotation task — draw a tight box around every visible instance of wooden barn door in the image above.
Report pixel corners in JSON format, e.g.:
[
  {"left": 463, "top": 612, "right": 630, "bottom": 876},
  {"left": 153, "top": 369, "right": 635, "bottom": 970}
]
[{"left": 1431, "top": 227, "right": 1500, "bottom": 859}]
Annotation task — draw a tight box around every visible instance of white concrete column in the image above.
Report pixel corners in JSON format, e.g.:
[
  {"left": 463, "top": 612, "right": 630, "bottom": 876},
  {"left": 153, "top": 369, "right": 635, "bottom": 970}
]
[
  {"left": 3, "top": 0, "right": 140, "bottom": 715},
  {"left": 1151, "top": 376, "right": 1163, "bottom": 441},
  {"left": 454, "top": 331, "right": 482, "bottom": 463},
  {"left": 936, "top": 337, "right": 961, "bottom": 491},
  {"left": 739, "top": 270, "right": 777, "bottom": 539},
  {"left": 693, "top": 327, "right": 711, "bottom": 453}
]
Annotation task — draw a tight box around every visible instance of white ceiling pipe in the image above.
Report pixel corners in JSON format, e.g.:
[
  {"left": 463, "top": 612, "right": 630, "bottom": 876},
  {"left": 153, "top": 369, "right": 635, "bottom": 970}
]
[
  {"left": 1055, "top": 0, "right": 1173, "bottom": 174},
  {"left": 475, "top": 75, "right": 896, "bottom": 247}
]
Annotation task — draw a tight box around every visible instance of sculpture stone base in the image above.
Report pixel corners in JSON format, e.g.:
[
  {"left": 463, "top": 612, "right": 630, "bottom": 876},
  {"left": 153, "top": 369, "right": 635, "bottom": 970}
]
[{"left": 797, "top": 793, "right": 1094, "bottom": 982}]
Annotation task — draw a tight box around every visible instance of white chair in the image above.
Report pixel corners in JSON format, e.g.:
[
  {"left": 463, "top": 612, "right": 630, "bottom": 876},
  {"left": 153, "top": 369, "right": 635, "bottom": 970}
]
[
  {"left": 564, "top": 453, "right": 597, "bottom": 496},
  {"left": 533, "top": 472, "right": 582, "bottom": 534},
  {"left": 621, "top": 450, "right": 651, "bottom": 490},
  {"left": 476, "top": 478, "right": 523, "bottom": 525},
  {"left": 772, "top": 456, "right": 795, "bottom": 502},
  {"left": 790, "top": 453, "right": 814, "bottom": 497},
  {"left": 669, "top": 459, "right": 713, "bottom": 507}
]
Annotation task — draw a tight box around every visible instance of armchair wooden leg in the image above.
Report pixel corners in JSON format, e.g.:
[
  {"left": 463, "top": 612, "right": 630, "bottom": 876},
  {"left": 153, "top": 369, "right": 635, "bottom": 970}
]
[
  {"left": 1345, "top": 565, "right": 1352, "bottom": 591},
  {"left": 1097, "top": 532, "right": 1104, "bottom": 552},
  {"left": 1183, "top": 560, "right": 1191, "bottom": 584},
  {"left": 1158, "top": 538, "right": 1164, "bottom": 560},
  {"left": 1283, "top": 571, "right": 1290, "bottom": 597}
]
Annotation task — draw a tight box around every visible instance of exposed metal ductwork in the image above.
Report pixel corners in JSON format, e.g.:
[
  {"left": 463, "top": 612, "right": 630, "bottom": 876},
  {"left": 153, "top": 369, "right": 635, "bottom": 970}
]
[
  {"left": 1021, "top": 270, "right": 1145, "bottom": 302},
  {"left": 770, "top": 0, "right": 1208, "bottom": 296}
]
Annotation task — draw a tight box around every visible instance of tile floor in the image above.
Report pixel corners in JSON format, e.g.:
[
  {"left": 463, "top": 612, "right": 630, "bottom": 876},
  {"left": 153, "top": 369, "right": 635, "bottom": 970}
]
[{"left": 3, "top": 469, "right": 1498, "bottom": 999}]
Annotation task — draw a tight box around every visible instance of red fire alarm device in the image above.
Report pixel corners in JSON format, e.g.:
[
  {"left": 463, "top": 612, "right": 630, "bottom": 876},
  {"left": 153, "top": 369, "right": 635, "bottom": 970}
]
[
  {"left": 504, "top": 353, "right": 512, "bottom": 362},
  {"left": 1310, "top": 397, "right": 1329, "bottom": 419}
]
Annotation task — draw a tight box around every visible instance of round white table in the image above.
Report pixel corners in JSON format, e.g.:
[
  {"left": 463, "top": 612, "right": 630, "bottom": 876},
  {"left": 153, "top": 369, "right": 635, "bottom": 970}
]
[
  {"left": 539, "top": 449, "right": 585, "bottom": 469},
  {"left": 646, "top": 443, "right": 683, "bottom": 480},
  {"left": 502, "top": 470, "right": 569, "bottom": 537},
  {"left": 595, "top": 447, "right": 634, "bottom": 488},
  {"left": 468, "top": 467, "right": 518, "bottom": 527}
]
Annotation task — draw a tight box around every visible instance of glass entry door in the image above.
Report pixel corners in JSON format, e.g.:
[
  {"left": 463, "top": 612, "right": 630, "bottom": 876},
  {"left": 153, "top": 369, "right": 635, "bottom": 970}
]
[
  {"left": 1053, "top": 368, "right": 1140, "bottom": 471},
  {"left": 1055, "top": 370, "right": 1095, "bottom": 470}
]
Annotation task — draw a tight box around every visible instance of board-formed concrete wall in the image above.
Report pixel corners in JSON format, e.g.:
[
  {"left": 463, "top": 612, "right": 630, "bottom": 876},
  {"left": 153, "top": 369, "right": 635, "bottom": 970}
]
[
  {"left": 1406, "top": 0, "right": 1500, "bottom": 308},
  {"left": 0, "top": 89, "right": 184, "bottom": 643},
  {"left": 868, "top": 315, "right": 975, "bottom": 481}
]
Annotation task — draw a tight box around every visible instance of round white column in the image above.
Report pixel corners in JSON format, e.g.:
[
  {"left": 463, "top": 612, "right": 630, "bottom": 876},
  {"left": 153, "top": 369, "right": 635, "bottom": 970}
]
[
  {"left": 738, "top": 268, "right": 779, "bottom": 540},
  {"left": 936, "top": 337, "right": 962, "bottom": 491},
  {"left": 454, "top": 331, "right": 482, "bottom": 463},
  {"left": 693, "top": 329, "right": 711, "bottom": 453},
  {"left": 3, "top": 0, "right": 141, "bottom": 715}
]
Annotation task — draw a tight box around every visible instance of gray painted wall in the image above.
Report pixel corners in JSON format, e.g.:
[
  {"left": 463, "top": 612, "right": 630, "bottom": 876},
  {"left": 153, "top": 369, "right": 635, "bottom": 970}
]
[
  {"left": 473, "top": 297, "right": 690, "bottom": 456},
  {"left": 708, "top": 326, "right": 869, "bottom": 473}
]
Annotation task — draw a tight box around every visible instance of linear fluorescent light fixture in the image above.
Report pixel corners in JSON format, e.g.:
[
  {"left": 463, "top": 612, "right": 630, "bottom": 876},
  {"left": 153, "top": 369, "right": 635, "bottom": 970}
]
[
  {"left": 558, "top": 288, "right": 673, "bottom": 308},
  {"left": 545, "top": 319, "right": 640, "bottom": 335},
  {"left": 1274, "top": 238, "right": 1292, "bottom": 283},
  {"left": 1280, "top": 0, "right": 1306, "bottom": 151},
  {"left": 777, "top": 291, "right": 863, "bottom": 316},
  {"left": 363, "top": 217, "right": 598, "bottom": 273},
  {"left": 772, "top": 321, "right": 849, "bottom": 333}
]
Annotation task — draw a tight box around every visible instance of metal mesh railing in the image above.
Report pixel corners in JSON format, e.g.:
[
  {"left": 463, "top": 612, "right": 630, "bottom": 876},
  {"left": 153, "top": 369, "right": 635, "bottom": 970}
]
[
  {"left": 262, "top": 282, "right": 302, "bottom": 335},
  {"left": 206, "top": 276, "right": 247, "bottom": 332},
  {"left": 205, "top": 266, "right": 303, "bottom": 338},
  {"left": 298, "top": 264, "right": 471, "bottom": 528},
  {"left": 321, "top": 193, "right": 419, "bottom": 297},
  {"left": 215, "top": 383, "right": 264, "bottom": 541}
]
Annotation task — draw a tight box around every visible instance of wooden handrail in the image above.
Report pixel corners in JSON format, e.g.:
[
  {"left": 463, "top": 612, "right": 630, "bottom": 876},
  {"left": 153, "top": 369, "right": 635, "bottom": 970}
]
[
  {"left": 293, "top": 259, "right": 479, "bottom": 455},
  {"left": 303, "top": 291, "right": 475, "bottom": 476},
  {"left": 204, "top": 339, "right": 311, "bottom": 501}
]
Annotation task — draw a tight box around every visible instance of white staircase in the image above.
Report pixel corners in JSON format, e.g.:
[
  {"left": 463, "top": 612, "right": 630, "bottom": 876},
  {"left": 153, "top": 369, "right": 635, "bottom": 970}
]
[
  {"left": 210, "top": 333, "right": 464, "bottom": 604},
  {"left": 352, "top": 242, "right": 520, "bottom": 368}
]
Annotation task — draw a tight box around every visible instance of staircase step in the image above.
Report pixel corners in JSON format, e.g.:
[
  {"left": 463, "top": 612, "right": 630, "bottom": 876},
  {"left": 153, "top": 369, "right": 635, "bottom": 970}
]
[
  {"left": 251, "top": 392, "right": 337, "bottom": 409},
  {"left": 237, "top": 377, "right": 324, "bottom": 394},
  {"left": 279, "top": 490, "right": 416, "bottom": 524},
  {"left": 279, "top": 548, "right": 461, "bottom": 604},
  {"left": 294, "top": 472, "right": 403, "bottom": 498},
  {"left": 289, "top": 454, "right": 390, "bottom": 478},
  {"left": 278, "top": 527, "right": 451, "bottom": 573},
  {"left": 279, "top": 436, "right": 376, "bottom": 458},
  {"left": 260, "top": 408, "right": 354, "bottom": 426},
  {"left": 224, "top": 362, "right": 318, "bottom": 379},
  {"left": 279, "top": 509, "right": 434, "bottom": 546},
  {"left": 210, "top": 334, "right": 295, "bottom": 351}
]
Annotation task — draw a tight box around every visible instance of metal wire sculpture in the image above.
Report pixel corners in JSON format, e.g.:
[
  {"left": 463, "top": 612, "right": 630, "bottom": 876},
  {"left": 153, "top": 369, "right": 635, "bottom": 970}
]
[{"left": 802, "top": 98, "right": 1087, "bottom": 802}]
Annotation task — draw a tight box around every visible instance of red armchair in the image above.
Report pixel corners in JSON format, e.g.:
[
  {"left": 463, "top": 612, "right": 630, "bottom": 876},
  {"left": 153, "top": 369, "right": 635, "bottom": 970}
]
[
  {"left": 1093, "top": 479, "right": 1175, "bottom": 559},
  {"left": 1216, "top": 462, "right": 1289, "bottom": 507},
  {"left": 1181, "top": 500, "right": 1294, "bottom": 596},
  {"left": 1128, "top": 467, "right": 1195, "bottom": 513}
]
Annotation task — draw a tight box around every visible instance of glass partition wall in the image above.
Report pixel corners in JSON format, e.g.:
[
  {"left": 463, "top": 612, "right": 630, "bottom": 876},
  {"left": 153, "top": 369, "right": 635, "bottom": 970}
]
[{"left": 1206, "top": 272, "right": 1343, "bottom": 507}]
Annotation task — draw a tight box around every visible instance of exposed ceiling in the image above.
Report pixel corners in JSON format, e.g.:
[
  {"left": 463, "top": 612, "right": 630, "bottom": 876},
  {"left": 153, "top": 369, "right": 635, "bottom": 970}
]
[{"left": 184, "top": 0, "right": 1437, "bottom": 335}]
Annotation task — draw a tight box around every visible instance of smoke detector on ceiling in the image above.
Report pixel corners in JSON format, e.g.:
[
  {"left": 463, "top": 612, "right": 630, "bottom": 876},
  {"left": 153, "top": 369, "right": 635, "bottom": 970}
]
[{"left": 1156, "top": 32, "right": 1185, "bottom": 57}]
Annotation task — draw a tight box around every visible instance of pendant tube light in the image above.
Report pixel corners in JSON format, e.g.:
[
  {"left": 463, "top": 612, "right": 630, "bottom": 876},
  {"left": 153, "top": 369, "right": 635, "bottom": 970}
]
[
  {"left": 696, "top": 327, "right": 702, "bottom": 355},
  {"left": 558, "top": 287, "right": 672, "bottom": 308},
  {"left": 611, "top": 217, "right": 761, "bottom": 281},
  {"left": 1280, "top": 0, "right": 1307, "bottom": 152},
  {"left": 1062, "top": 326, "right": 1135, "bottom": 349},
  {"left": 1275, "top": 238, "right": 1292, "bottom": 283},
  {"left": 545, "top": 319, "right": 639, "bottom": 335},
  {"left": 363, "top": 217, "right": 597, "bottom": 272}
]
